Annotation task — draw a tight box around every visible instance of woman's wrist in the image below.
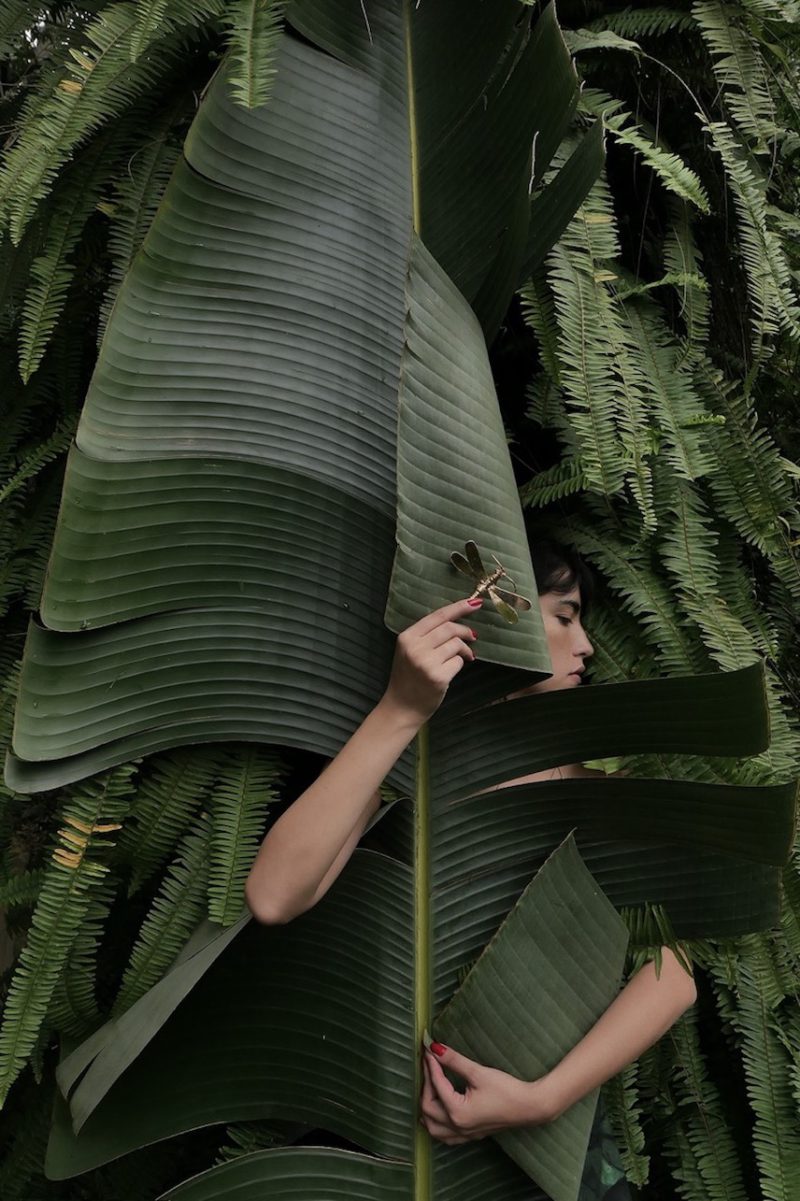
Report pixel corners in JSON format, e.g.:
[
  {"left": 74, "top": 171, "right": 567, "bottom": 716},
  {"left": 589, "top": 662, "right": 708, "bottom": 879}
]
[
  {"left": 520, "top": 1075, "right": 561, "bottom": 1125},
  {"left": 374, "top": 690, "right": 427, "bottom": 737}
]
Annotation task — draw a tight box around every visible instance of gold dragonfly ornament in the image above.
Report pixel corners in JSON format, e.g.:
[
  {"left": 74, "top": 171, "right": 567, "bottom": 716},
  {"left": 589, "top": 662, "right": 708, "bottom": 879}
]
[{"left": 449, "top": 539, "right": 532, "bottom": 624}]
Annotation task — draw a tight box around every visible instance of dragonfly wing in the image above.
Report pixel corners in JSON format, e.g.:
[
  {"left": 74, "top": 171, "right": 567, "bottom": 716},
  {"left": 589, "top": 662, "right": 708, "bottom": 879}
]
[
  {"left": 488, "top": 587, "right": 519, "bottom": 623},
  {"left": 450, "top": 551, "right": 478, "bottom": 579},
  {"left": 493, "top": 587, "right": 532, "bottom": 612},
  {"left": 464, "top": 540, "right": 486, "bottom": 576}
]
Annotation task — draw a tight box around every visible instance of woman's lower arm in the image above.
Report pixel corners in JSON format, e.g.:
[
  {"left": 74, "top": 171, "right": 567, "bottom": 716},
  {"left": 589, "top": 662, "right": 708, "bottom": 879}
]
[
  {"left": 531, "top": 947, "right": 697, "bottom": 1122},
  {"left": 244, "top": 694, "right": 421, "bottom": 924}
]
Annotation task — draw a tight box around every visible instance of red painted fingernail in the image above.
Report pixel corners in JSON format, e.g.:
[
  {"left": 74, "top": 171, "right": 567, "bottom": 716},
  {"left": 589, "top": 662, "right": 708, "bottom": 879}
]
[
  {"left": 470, "top": 629, "right": 478, "bottom": 639},
  {"left": 431, "top": 1042, "right": 447, "bottom": 1056},
  {"left": 467, "top": 597, "right": 482, "bottom": 607}
]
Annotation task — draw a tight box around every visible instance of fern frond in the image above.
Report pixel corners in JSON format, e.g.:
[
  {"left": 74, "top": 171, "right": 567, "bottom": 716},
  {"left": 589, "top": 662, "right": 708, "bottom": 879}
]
[
  {"left": 564, "top": 28, "right": 642, "bottom": 54},
  {"left": 738, "top": 0, "right": 800, "bottom": 16},
  {"left": 717, "top": 531, "right": 781, "bottom": 657},
  {"left": 545, "top": 508, "right": 710, "bottom": 674},
  {"left": 665, "top": 1005, "right": 750, "bottom": 1201},
  {"left": 223, "top": 0, "right": 286, "bottom": 110},
  {"left": 572, "top": 598, "right": 655, "bottom": 685},
  {"left": 736, "top": 934, "right": 800, "bottom": 1200},
  {"left": 586, "top": 7, "right": 698, "bottom": 38},
  {"left": 659, "top": 475, "right": 720, "bottom": 595},
  {"left": 664, "top": 199, "right": 710, "bottom": 358},
  {"left": 621, "top": 298, "right": 715, "bottom": 479},
  {"left": 580, "top": 88, "right": 710, "bottom": 211},
  {"left": 0, "top": 440, "right": 66, "bottom": 620},
  {"left": 129, "top": 0, "right": 170, "bottom": 61},
  {"left": 780, "top": 856, "right": 800, "bottom": 970},
  {"left": 119, "top": 745, "right": 223, "bottom": 894},
  {"left": 111, "top": 811, "right": 212, "bottom": 1017},
  {"left": 0, "top": 763, "right": 136, "bottom": 1104},
  {"left": 618, "top": 899, "right": 695, "bottom": 978},
  {"left": 693, "top": 1, "right": 779, "bottom": 149},
  {"left": 663, "top": 1102, "right": 728, "bottom": 1199},
  {"left": 534, "top": 174, "right": 658, "bottom": 512},
  {"left": 96, "top": 96, "right": 187, "bottom": 344},
  {"left": 0, "top": 867, "right": 46, "bottom": 910},
  {"left": 17, "top": 469, "right": 65, "bottom": 618},
  {"left": 518, "top": 269, "right": 562, "bottom": 387},
  {"left": 0, "top": 415, "right": 76, "bottom": 504},
  {"left": 207, "top": 744, "right": 284, "bottom": 925},
  {"left": 48, "top": 875, "right": 117, "bottom": 1035},
  {"left": 615, "top": 270, "right": 709, "bottom": 301},
  {"left": 612, "top": 119, "right": 711, "bottom": 212},
  {"left": 602, "top": 1060, "right": 650, "bottom": 1187},
  {"left": 704, "top": 119, "right": 800, "bottom": 347},
  {"left": 694, "top": 355, "right": 800, "bottom": 596},
  {"left": 0, "top": 217, "right": 47, "bottom": 339},
  {"left": 544, "top": 241, "right": 627, "bottom": 497},
  {"left": 523, "top": 372, "right": 562, "bottom": 429},
  {"left": 0, "top": 0, "right": 225, "bottom": 241},
  {"left": 519, "top": 455, "right": 587, "bottom": 507}
]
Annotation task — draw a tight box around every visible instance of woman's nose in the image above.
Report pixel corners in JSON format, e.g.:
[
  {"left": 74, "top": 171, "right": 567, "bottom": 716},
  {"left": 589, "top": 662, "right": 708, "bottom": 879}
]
[{"left": 575, "top": 626, "right": 593, "bottom": 658}]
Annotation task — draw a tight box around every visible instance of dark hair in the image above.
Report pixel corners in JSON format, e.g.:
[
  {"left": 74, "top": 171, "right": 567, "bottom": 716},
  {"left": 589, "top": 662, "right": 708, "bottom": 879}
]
[{"left": 530, "top": 538, "right": 595, "bottom": 620}]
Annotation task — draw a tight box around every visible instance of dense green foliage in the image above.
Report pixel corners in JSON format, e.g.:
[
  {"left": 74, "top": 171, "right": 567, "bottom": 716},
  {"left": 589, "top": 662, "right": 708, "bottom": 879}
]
[{"left": 0, "top": 2, "right": 798, "bottom": 1199}]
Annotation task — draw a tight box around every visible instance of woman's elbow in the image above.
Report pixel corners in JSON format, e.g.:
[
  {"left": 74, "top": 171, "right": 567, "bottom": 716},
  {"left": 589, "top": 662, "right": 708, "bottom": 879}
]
[{"left": 244, "top": 882, "right": 295, "bottom": 926}]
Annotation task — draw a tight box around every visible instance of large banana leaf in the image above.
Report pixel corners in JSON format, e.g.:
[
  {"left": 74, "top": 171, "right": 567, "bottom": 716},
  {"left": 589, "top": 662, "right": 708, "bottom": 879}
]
[
  {"left": 45, "top": 659, "right": 795, "bottom": 1200},
  {"left": 9, "top": 3, "right": 794, "bottom": 1199},
  {"left": 5, "top": 0, "right": 603, "bottom": 793}
]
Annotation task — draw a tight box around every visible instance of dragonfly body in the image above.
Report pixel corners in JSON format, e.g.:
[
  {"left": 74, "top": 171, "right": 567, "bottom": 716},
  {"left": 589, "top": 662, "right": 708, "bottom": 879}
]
[{"left": 449, "top": 540, "right": 532, "bottom": 624}]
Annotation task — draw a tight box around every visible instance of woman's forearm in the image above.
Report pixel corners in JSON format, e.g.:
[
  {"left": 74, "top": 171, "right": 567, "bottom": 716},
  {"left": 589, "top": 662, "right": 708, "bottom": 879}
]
[
  {"left": 532, "top": 947, "right": 697, "bottom": 1122},
  {"left": 244, "top": 694, "right": 421, "bottom": 924}
]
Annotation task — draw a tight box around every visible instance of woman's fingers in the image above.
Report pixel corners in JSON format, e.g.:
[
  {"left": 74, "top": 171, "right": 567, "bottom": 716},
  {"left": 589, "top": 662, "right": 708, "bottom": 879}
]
[
  {"left": 435, "top": 635, "right": 476, "bottom": 664},
  {"left": 422, "top": 1119, "right": 469, "bottom": 1145},
  {"left": 384, "top": 599, "right": 482, "bottom": 724},
  {"left": 420, "top": 1054, "right": 474, "bottom": 1145},
  {"left": 407, "top": 597, "right": 483, "bottom": 640},
  {"left": 424, "top": 620, "right": 478, "bottom": 652}
]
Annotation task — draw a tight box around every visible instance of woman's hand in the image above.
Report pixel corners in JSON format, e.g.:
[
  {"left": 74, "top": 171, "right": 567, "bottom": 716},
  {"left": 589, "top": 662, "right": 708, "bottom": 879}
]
[
  {"left": 419, "top": 1042, "right": 554, "bottom": 1144},
  {"left": 381, "top": 598, "right": 482, "bottom": 726}
]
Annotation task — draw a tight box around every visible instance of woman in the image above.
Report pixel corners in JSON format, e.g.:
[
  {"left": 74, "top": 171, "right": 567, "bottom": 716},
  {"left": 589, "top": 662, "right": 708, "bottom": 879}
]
[{"left": 244, "top": 540, "right": 696, "bottom": 1175}]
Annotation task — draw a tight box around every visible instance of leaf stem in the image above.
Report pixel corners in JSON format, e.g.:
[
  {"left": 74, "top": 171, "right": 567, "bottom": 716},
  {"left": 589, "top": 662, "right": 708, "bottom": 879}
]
[{"left": 414, "top": 722, "right": 432, "bottom": 1200}]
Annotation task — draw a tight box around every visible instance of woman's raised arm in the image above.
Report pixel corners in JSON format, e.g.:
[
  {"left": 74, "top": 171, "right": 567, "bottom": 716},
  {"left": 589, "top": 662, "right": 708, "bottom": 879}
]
[{"left": 244, "top": 597, "right": 481, "bottom": 925}]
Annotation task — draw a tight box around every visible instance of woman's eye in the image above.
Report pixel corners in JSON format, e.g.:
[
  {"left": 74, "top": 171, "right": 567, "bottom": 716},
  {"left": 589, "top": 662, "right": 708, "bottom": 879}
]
[{"left": 557, "top": 616, "right": 571, "bottom": 626}]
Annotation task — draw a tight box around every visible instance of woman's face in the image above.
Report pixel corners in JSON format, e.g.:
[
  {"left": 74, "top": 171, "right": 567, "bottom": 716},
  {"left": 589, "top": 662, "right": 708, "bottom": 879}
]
[{"left": 506, "top": 582, "right": 594, "bottom": 698}]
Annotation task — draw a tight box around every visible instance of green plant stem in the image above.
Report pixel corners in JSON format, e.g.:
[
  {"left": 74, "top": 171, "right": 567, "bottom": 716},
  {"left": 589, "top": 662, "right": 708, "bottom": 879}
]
[{"left": 414, "top": 722, "right": 432, "bottom": 1200}]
